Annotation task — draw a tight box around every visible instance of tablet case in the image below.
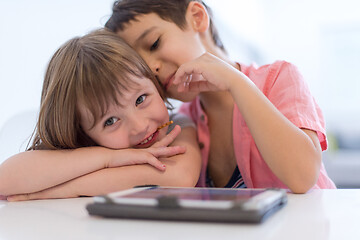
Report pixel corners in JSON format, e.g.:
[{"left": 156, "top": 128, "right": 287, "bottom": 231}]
[{"left": 86, "top": 188, "right": 287, "bottom": 223}]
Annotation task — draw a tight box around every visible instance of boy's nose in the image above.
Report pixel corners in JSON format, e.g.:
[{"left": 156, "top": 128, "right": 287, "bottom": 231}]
[
  {"left": 144, "top": 56, "right": 161, "bottom": 75},
  {"left": 151, "top": 62, "right": 161, "bottom": 75}
]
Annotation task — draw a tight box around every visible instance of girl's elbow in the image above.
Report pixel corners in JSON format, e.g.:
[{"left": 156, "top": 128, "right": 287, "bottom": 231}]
[
  {"left": 175, "top": 172, "right": 199, "bottom": 187},
  {"left": 175, "top": 158, "right": 201, "bottom": 187},
  {"left": 0, "top": 169, "right": 20, "bottom": 196},
  {"left": 185, "top": 173, "right": 200, "bottom": 187},
  {"left": 172, "top": 167, "right": 200, "bottom": 187},
  {"left": 0, "top": 181, "right": 11, "bottom": 196},
  {"left": 0, "top": 174, "right": 9, "bottom": 195}
]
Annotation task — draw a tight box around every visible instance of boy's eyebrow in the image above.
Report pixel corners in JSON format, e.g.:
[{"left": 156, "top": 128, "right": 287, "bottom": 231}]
[{"left": 135, "top": 26, "right": 158, "bottom": 46}]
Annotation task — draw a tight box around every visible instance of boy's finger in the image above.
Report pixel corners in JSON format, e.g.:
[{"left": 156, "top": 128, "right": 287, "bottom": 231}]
[
  {"left": 187, "top": 81, "right": 218, "bottom": 92},
  {"left": 173, "top": 62, "right": 204, "bottom": 84},
  {"left": 174, "top": 72, "right": 191, "bottom": 85}
]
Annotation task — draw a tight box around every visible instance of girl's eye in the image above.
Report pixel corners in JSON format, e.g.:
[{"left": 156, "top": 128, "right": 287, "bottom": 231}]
[
  {"left": 135, "top": 94, "right": 147, "bottom": 106},
  {"left": 104, "top": 117, "right": 119, "bottom": 127},
  {"left": 150, "top": 38, "right": 160, "bottom": 51}
]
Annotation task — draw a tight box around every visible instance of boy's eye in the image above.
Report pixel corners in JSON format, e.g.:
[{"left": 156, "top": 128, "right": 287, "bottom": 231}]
[
  {"left": 135, "top": 94, "right": 147, "bottom": 106},
  {"left": 150, "top": 38, "right": 160, "bottom": 51},
  {"left": 104, "top": 117, "right": 119, "bottom": 127}
]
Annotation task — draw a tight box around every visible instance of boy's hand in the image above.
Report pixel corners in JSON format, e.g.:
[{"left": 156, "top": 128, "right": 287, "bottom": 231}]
[
  {"left": 173, "top": 52, "right": 241, "bottom": 93},
  {"left": 107, "top": 125, "right": 186, "bottom": 171}
]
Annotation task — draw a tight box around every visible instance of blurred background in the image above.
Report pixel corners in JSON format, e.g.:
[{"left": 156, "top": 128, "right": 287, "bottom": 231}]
[{"left": 0, "top": 0, "right": 359, "bottom": 187}]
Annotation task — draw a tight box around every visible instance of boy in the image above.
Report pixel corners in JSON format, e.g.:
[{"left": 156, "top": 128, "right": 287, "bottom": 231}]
[{"left": 105, "top": 0, "right": 336, "bottom": 193}]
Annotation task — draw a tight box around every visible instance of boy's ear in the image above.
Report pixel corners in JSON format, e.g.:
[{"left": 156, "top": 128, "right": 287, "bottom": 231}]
[{"left": 186, "top": 1, "right": 210, "bottom": 33}]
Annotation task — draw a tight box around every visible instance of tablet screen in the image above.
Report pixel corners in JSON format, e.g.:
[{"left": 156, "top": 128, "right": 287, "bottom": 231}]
[{"left": 106, "top": 187, "right": 268, "bottom": 209}]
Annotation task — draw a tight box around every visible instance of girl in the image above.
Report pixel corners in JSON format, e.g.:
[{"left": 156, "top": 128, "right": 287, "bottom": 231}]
[{"left": 0, "top": 29, "right": 201, "bottom": 201}]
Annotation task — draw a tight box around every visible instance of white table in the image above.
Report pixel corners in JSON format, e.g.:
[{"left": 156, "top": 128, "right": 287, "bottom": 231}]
[{"left": 1, "top": 189, "right": 359, "bottom": 240}]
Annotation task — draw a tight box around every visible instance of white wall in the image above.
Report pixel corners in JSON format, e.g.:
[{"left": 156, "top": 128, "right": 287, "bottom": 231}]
[
  {"left": 207, "top": 0, "right": 360, "bottom": 134},
  {"left": 0, "top": 0, "right": 115, "bottom": 130},
  {"left": 1, "top": 0, "right": 360, "bottom": 152}
]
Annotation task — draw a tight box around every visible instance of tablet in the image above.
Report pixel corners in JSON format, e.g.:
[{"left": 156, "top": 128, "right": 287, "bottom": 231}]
[{"left": 86, "top": 186, "right": 287, "bottom": 223}]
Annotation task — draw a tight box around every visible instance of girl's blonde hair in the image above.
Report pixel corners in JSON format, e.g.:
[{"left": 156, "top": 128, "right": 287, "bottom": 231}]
[{"left": 28, "top": 29, "right": 166, "bottom": 150}]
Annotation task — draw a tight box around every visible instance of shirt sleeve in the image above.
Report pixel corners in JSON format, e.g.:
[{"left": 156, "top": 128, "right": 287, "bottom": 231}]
[{"left": 265, "top": 61, "right": 327, "bottom": 150}]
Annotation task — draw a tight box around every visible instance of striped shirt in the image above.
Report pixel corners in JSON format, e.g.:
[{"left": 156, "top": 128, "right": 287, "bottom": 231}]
[{"left": 206, "top": 166, "right": 246, "bottom": 188}]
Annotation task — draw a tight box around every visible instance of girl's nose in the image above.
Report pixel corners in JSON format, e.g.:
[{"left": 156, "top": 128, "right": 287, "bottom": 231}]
[{"left": 128, "top": 114, "right": 150, "bottom": 137}]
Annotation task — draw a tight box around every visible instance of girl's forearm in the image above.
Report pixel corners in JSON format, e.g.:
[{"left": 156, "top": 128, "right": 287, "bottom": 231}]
[
  {"left": 75, "top": 133, "right": 201, "bottom": 196},
  {"left": 2, "top": 127, "right": 201, "bottom": 199},
  {"left": 81, "top": 149, "right": 199, "bottom": 196},
  {"left": 64, "top": 163, "right": 193, "bottom": 197},
  {"left": 229, "top": 72, "right": 321, "bottom": 193},
  {"left": 8, "top": 147, "right": 201, "bottom": 201},
  {"left": 0, "top": 147, "right": 111, "bottom": 196}
]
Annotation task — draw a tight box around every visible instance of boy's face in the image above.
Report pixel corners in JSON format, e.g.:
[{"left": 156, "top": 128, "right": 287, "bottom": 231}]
[
  {"left": 79, "top": 75, "right": 169, "bottom": 149},
  {"left": 117, "top": 13, "right": 206, "bottom": 102}
]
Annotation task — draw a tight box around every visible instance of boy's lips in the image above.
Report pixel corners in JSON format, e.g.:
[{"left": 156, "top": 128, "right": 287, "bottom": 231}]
[{"left": 163, "top": 73, "right": 175, "bottom": 90}]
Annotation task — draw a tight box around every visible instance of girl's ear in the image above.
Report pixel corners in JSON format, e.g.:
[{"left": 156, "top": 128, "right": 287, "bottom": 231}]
[{"left": 186, "top": 1, "right": 210, "bottom": 33}]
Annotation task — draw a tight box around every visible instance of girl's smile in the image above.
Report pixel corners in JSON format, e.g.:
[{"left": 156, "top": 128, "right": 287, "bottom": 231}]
[
  {"left": 78, "top": 75, "right": 169, "bottom": 150},
  {"left": 135, "top": 130, "right": 159, "bottom": 148}
]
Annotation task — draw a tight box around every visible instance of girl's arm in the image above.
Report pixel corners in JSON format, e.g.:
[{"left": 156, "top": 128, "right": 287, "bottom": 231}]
[
  {"left": 0, "top": 126, "right": 186, "bottom": 196},
  {"left": 7, "top": 126, "right": 201, "bottom": 201},
  {"left": 174, "top": 53, "right": 322, "bottom": 193}
]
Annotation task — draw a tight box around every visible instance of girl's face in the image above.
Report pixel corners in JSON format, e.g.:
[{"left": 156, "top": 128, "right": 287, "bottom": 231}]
[
  {"left": 78, "top": 75, "right": 169, "bottom": 149},
  {"left": 117, "top": 13, "right": 206, "bottom": 102}
]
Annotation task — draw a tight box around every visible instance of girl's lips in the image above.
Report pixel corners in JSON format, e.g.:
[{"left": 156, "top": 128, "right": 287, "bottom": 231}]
[{"left": 135, "top": 130, "right": 159, "bottom": 148}]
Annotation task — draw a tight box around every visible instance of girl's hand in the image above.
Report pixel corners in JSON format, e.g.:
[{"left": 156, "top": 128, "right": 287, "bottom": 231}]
[
  {"left": 7, "top": 193, "right": 42, "bottom": 202},
  {"left": 6, "top": 181, "right": 77, "bottom": 202},
  {"left": 107, "top": 125, "right": 186, "bottom": 171},
  {"left": 172, "top": 52, "right": 241, "bottom": 93}
]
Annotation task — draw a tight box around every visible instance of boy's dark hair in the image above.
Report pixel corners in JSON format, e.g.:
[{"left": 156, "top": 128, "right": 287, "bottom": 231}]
[{"left": 105, "top": 0, "right": 226, "bottom": 52}]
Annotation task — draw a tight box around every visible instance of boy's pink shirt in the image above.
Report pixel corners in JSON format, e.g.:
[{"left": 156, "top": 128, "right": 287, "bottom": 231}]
[{"left": 179, "top": 60, "right": 336, "bottom": 190}]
